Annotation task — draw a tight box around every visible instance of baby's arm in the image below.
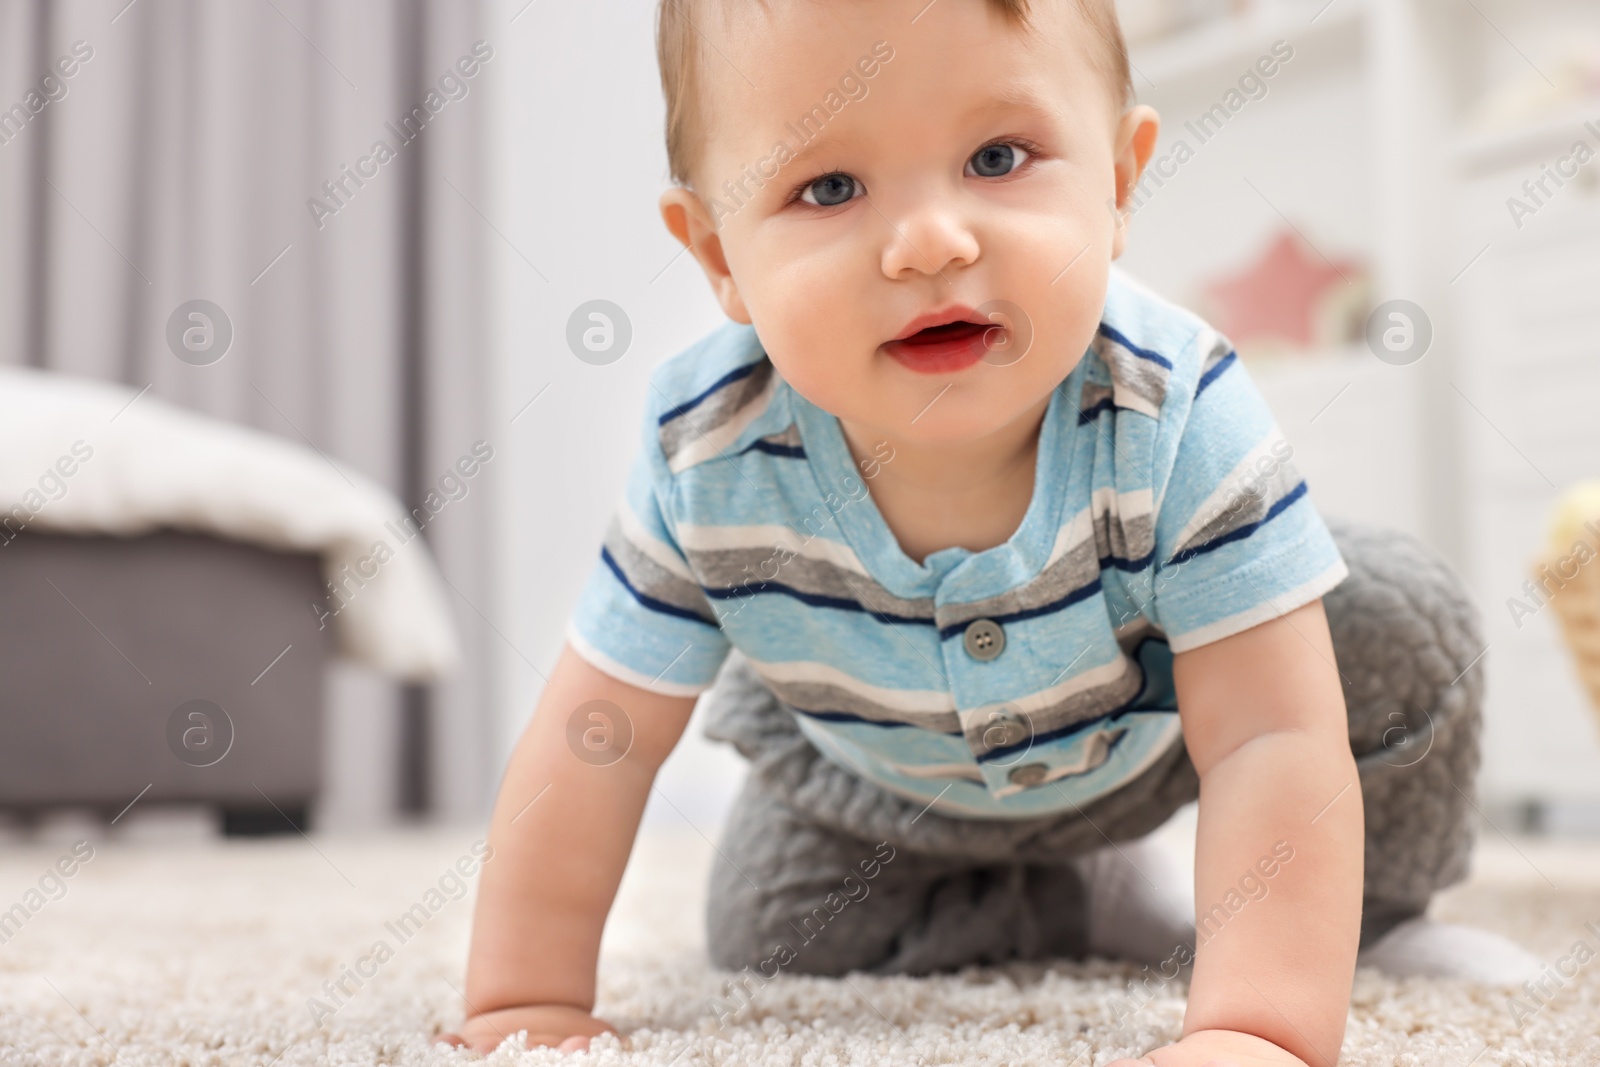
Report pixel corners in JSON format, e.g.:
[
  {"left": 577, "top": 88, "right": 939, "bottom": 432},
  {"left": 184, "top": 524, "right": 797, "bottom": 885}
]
[
  {"left": 442, "top": 641, "right": 699, "bottom": 1053},
  {"left": 1113, "top": 599, "right": 1363, "bottom": 1067}
]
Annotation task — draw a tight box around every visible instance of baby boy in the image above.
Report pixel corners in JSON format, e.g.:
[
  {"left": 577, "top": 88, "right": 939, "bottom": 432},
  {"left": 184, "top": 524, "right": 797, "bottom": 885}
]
[{"left": 444, "top": 1, "right": 1537, "bottom": 1063}]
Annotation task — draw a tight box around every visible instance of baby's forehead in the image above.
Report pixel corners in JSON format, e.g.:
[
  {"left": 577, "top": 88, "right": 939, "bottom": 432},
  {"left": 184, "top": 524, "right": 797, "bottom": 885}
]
[{"left": 693, "top": 0, "right": 1106, "bottom": 133}]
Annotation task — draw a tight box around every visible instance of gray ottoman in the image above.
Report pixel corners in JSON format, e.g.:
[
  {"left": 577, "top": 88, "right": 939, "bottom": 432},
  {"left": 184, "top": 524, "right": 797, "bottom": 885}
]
[{"left": 0, "top": 530, "right": 330, "bottom": 833}]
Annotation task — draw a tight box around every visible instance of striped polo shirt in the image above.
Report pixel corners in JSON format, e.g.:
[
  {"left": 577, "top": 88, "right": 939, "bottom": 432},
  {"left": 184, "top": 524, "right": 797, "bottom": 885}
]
[{"left": 566, "top": 269, "right": 1348, "bottom": 819}]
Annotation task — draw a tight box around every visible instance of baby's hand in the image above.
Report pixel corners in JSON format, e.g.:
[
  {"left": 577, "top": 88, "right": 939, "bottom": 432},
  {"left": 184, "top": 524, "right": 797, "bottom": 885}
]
[
  {"left": 435, "top": 1004, "right": 618, "bottom": 1054},
  {"left": 1105, "top": 1028, "right": 1314, "bottom": 1067}
]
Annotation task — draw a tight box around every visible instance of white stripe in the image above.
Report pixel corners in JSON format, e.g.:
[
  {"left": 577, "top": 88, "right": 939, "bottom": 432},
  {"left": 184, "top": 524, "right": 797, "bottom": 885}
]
[
  {"left": 744, "top": 653, "right": 956, "bottom": 718},
  {"left": 614, "top": 490, "right": 697, "bottom": 583},
  {"left": 959, "top": 653, "right": 1135, "bottom": 732},
  {"left": 1044, "top": 489, "right": 1155, "bottom": 567},
  {"left": 1196, "top": 324, "right": 1230, "bottom": 372},
  {"left": 1165, "top": 559, "right": 1350, "bottom": 653},
  {"left": 676, "top": 521, "right": 871, "bottom": 576},
  {"left": 564, "top": 619, "right": 713, "bottom": 698},
  {"left": 1044, "top": 502, "right": 1096, "bottom": 566},
  {"left": 665, "top": 371, "right": 778, "bottom": 474},
  {"left": 1111, "top": 387, "right": 1161, "bottom": 420},
  {"left": 878, "top": 760, "right": 986, "bottom": 782},
  {"left": 1170, "top": 428, "right": 1295, "bottom": 551},
  {"left": 1101, "top": 486, "right": 1154, "bottom": 526}
]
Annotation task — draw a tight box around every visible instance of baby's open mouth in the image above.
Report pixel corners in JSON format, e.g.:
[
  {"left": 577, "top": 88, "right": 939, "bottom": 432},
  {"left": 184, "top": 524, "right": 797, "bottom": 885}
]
[
  {"left": 899, "top": 320, "right": 990, "bottom": 345},
  {"left": 884, "top": 313, "right": 1001, "bottom": 375}
]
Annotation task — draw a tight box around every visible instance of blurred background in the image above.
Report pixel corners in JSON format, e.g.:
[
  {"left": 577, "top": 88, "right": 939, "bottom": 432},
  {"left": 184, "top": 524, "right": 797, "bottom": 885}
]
[{"left": 1, "top": 0, "right": 1598, "bottom": 843}]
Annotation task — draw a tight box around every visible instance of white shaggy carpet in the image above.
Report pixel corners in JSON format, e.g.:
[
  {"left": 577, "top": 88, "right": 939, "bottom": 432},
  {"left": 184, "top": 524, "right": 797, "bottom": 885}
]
[{"left": 4, "top": 810, "right": 1600, "bottom": 1067}]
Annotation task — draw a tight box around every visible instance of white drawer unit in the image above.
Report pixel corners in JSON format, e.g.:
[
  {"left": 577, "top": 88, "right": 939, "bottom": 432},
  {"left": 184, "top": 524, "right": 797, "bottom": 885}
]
[{"left": 1454, "top": 140, "right": 1600, "bottom": 820}]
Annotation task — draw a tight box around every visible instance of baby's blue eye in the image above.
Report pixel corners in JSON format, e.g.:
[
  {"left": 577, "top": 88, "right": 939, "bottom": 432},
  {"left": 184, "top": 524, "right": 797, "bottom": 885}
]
[
  {"left": 801, "top": 173, "right": 860, "bottom": 207},
  {"left": 967, "top": 142, "right": 1029, "bottom": 178}
]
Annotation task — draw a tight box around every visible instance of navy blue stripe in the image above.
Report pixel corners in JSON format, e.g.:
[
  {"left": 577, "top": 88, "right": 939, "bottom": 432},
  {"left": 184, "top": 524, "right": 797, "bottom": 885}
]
[
  {"left": 938, "top": 577, "right": 1104, "bottom": 639},
  {"left": 1102, "top": 550, "right": 1156, "bottom": 573},
  {"left": 704, "top": 580, "right": 938, "bottom": 627},
  {"left": 790, "top": 706, "right": 962, "bottom": 734},
  {"left": 1166, "top": 481, "right": 1308, "bottom": 567},
  {"left": 1076, "top": 397, "right": 1114, "bottom": 425},
  {"left": 600, "top": 546, "right": 720, "bottom": 627},
  {"left": 981, "top": 712, "right": 1143, "bottom": 764},
  {"left": 1097, "top": 323, "right": 1174, "bottom": 370},
  {"left": 711, "top": 554, "right": 1144, "bottom": 637},
  {"left": 739, "top": 439, "right": 806, "bottom": 459},
  {"left": 1195, "top": 351, "right": 1237, "bottom": 396},
  {"left": 657, "top": 360, "right": 763, "bottom": 425},
  {"left": 980, "top": 704, "right": 1175, "bottom": 764}
]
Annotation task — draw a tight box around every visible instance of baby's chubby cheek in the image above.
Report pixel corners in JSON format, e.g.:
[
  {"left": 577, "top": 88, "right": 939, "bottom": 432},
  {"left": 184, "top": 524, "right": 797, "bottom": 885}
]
[{"left": 742, "top": 279, "right": 882, "bottom": 416}]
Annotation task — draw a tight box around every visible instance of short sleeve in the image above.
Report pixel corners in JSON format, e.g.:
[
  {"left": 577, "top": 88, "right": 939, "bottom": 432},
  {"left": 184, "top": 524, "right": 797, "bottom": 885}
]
[
  {"left": 1144, "top": 328, "right": 1349, "bottom": 653},
  {"left": 566, "top": 390, "right": 732, "bottom": 697}
]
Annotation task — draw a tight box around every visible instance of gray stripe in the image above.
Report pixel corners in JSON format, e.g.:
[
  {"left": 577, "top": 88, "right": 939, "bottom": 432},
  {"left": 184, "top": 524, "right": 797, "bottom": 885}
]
[
  {"left": 659, "top": 359, "right": 774, "bottom": 465},
  {"left": 1200, "top": 331, "right": 1232, "bottom": 375},
  {"left": 1114, "top": 615, "right": 1164, "bottom": 651},
  {"left": 1096, "top": 504, "right": 1154, "bottom": 566},
  {"left": 1078, "top": 381, "right": 1113, "bottom": 418},
  {"left": 937, "top": 533, "right": 1100, "bottom": 630},
  {"left": 687, "top": 546, "right": 936, "bottom": 621},
  {"left": 962, "top": 654, "right": 1143, "bottom": 758},
  {"left": 1173, "top": 454, "right": 1305, "bottom": 558},
  {"left": 1095, "top": 331, "right": 1169, "bottom": 413},
  {"left": 769, "top": 677, "right": 961, "bottom": 733},
  {"left": 753, "top": 423, "right": 802, "bottom": 450},
  {"left": 603, "top": 516, "right": 721, "bottom": 625}
]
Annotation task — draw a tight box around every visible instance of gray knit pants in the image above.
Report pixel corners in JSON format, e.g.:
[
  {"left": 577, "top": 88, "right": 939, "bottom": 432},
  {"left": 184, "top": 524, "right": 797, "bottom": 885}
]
[{"left": 699, "top": 522, "right": 1484, "bottom": 976}]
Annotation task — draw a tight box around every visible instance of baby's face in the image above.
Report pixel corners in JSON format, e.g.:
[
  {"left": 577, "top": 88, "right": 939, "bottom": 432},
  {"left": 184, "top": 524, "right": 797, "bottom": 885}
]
[{"left": 663, "top": 0, "right": 1155, "bottom": 445}]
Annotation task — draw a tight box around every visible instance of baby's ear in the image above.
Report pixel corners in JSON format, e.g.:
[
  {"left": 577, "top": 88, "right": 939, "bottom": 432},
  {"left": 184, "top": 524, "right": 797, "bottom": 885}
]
[
  {"left": 658, "top": 187, "right": 753, "bottom": 325},
  {"left": 1110, "top": 105, "right": 1160, "bottom": 260}
]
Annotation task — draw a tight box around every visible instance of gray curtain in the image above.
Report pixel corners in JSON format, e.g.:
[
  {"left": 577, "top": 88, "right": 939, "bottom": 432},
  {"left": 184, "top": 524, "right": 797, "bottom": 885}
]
[{"left": 0, "top": 0, "right": 496, "bottom": 825}]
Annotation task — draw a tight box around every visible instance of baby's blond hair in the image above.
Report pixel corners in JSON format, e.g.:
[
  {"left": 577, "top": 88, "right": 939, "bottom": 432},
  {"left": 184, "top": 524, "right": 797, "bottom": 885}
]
[{"left": 656, "top": 0, "right": 1134, "bottom": 191}]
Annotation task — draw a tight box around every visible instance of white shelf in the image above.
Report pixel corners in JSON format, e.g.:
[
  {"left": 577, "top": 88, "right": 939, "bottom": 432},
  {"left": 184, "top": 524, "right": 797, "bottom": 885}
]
[
  {"left": 1454, "top": 96, "right": 1600, "bottom": 174},
  {"left": 1128, "top": 0, "right": 1366, "bottom": 95}
]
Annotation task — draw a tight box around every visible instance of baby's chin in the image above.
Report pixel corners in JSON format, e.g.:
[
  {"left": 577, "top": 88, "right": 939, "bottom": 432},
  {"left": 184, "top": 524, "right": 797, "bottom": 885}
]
[{"left": 822, "top": 375, "right": 1053, "bottom": 445}]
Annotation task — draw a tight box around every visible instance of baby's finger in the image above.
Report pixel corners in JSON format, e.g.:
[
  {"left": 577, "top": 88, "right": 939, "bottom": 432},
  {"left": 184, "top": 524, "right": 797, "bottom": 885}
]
[
  {"left": 558, "top": 1035, "right": 592, "bottom": 1052},
  {"left": 432, "top": 1032, "right": 466, "bottom": 1047},
  {"left": 507, "top": 1032, "right": 580, "bottom": 1052}
]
